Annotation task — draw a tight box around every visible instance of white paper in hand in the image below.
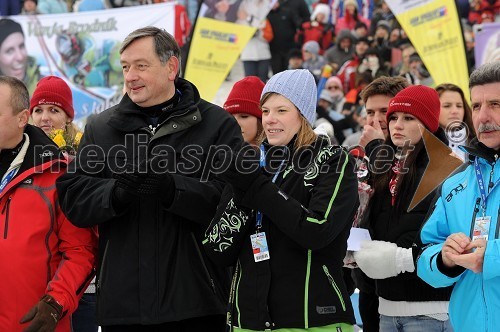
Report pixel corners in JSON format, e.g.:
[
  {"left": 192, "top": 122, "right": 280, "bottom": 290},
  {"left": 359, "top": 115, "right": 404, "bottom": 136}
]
[{"left": 347, "top": 228, "right": 371, "bottom": 251}]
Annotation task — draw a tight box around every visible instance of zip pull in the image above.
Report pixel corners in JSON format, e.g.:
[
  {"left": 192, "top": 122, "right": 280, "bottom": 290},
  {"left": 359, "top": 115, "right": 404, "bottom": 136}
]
[
  {"left": 488, "top": 157, "right": 496, "bottom": 192},
  {"left": 2, "top": 197, "right": 12, "bottom": 214},
  {"left": 149, "top": 125, "right": 157, "bottom": 135}
]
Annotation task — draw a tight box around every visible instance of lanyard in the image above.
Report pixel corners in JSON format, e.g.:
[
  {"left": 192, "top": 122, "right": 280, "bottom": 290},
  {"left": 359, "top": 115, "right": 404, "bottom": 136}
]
[
  {"left": 474, "top": 158, "right": 499, "bottom": 215},
  {"left": 256, "top": 145, "right": 285, "bottom": 229},
  {"left": 0, "top": 168, "right": 17, "bottom": 194}
]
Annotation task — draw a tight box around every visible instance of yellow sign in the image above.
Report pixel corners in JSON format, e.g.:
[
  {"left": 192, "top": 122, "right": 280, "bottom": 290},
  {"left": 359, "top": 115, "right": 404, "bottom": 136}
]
[
  {"left": 185, "top": 17, "right": 256, "bottom": 101},
  {"left": 386, "top": 0, "right": 470, "bottom": 100}
]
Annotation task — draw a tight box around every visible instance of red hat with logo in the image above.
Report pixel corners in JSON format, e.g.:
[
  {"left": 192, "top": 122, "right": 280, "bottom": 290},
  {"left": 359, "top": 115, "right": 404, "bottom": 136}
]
[
  {"left": 386, "top": 85, "right": 440, "bottom": 133},
  {"left": 30, "top": 76, "right": 74, "bottom": 119},
  {"left": 224, "top": 76, "right": 265, "bottom": 119}
]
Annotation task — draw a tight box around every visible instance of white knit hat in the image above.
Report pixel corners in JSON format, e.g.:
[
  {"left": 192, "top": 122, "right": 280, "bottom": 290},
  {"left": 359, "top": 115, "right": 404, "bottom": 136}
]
[
  {"left": 261, "top": 69, "right": 317, "bottom": 126},
  {"left": 311, "top": 3, "right": 331, "bottom": 24}
]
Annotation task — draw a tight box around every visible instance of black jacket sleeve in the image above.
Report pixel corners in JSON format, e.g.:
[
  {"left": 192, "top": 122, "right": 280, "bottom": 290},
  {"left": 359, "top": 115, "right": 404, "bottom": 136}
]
[
  {"left": 56, "top": 119, "right": 118, "bottom": 227},
  {"left": 203, "top": 185, "right": 253, "bottom": 266}
]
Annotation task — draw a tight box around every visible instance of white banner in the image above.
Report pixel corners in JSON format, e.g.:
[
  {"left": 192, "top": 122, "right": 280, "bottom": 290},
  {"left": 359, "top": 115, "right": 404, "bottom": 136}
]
[{"left": 5, "top": 3, "right": 175, "bottom": 125}]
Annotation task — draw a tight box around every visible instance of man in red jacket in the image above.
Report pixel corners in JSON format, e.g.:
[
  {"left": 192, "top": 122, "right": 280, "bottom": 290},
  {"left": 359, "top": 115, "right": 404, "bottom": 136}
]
[{"left": 0, "top": 75, "right": 97, "bottom": 332}]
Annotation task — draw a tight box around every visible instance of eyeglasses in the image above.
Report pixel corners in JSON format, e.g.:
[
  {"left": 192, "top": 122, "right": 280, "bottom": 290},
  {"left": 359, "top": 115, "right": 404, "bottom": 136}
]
[{"left": 327, "top": 86, "right": 340, "bottom": 90}]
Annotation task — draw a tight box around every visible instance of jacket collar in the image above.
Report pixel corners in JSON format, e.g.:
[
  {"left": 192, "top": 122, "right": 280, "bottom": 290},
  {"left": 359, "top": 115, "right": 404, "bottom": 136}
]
[
  {"left": 108, "top": 78, "right": 201, "bottom": 133},
  {"left": 0, "top": 125, "right": 65, "bottom": 199},
  {"left": 460, "top": 138, "right": 499, "bottom": 164}
]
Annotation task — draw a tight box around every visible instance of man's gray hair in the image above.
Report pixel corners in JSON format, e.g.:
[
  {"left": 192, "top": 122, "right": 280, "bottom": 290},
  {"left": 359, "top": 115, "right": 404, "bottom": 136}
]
[
  {"left": 120, "top": 27, "right": 181, "bottom": 78},
  {"left": 0, "top": 75, "right": 29, "bottom": 114},
  {"left": 469, "top": 61, "right": 500, "bottom": 89}
]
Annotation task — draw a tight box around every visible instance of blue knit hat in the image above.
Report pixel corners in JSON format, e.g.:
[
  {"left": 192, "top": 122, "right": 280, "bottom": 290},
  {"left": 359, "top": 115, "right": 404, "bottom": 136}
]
[{"left": 261, "top": 69, "right": 317, "bottom": 126}]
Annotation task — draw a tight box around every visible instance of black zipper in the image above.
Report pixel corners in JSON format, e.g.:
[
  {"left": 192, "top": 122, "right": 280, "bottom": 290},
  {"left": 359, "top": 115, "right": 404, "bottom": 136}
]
[
  {"left": 226, "top": 261, "right": 240, "bottom": 331},
  {"left": 469, "top": 198, "right": 481, "bottom": 238},
  {"left": 2, "top": 197, "right": 12, "bottom": 239},
  {"left": 495, "top": 207, "right": 500, "bottom": 239},
  {"left": 191, "top": 232, "right": 216, "bottom": 294},
  {"left": 142, "top": 109, "right": 192, "bottom": 142},
  {"left": 96, "top": 240, "right": 110, "bottom": 295}
]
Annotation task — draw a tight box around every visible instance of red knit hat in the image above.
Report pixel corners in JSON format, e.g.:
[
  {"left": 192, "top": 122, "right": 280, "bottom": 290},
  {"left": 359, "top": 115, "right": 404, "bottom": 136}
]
[
  {"left": 223, "top": 76, "right": 265, "bottom": 119},
  {"left": 30, "top": 76, "right": 74, "bottom": 119},
  {"left": 386, "top": 85, "right": 440, "bottom": 133}
]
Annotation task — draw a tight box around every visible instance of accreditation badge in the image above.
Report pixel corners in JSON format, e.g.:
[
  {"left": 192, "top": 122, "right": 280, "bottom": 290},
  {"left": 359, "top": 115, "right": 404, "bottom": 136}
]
[
  {"left": 473, "top": 216, "right": 491, "bottom": 241},
  {"left": 251, "top": 232, "right": 270, "bottom": 262}
]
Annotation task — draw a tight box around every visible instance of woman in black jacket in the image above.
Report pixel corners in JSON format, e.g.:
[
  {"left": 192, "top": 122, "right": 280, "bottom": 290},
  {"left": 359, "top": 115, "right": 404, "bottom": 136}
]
[
  {"left": 203, "top": 69, "right": 359, "bottom": 331},
  {"left": 354, "top": 85, "right": 455, "bottom": 331}
]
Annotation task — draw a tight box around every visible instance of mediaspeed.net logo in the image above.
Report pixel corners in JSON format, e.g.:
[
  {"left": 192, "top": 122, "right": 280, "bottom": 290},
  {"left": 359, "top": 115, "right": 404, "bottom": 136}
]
[
  {"left": 199, "top": 29, "right": 238, "bottom": 43},
  {"left": 410, "top": 6, "right": 447, "bottom": 26}
]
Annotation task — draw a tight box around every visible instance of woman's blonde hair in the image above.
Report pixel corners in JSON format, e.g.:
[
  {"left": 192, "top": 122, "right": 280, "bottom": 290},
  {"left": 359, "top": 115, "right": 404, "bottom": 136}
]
[{"left": 258, "top": 92, "right": 317, "bottom": 150}]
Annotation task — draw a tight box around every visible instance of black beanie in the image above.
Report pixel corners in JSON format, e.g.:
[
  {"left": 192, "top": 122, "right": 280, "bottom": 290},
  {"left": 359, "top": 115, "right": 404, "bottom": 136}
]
[{"left": 0, "top": 19, "right": 24, "bottom": 48}]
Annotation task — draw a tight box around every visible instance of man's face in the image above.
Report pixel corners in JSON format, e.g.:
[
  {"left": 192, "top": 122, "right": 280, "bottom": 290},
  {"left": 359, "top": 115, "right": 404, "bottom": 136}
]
[
  {"left": 365, "top": 94, "right": 392, "bottom": 137},
  {"left": 0, "top": 32, "right": 28, "bottom": 80},
  {"left": 402, "top": 47, "right": 415, "bottom": 67},
  {"left": 0, "top": 84, "right": 26, "bottom": 150},
  {"left": 121, "top": 36, "right": 177, "bottom": 107},
  {"left": 339, "top": 38, "right": 351, "bottom": 50},
  {"left": 288, "top": 57, "right": 303, "bottom": 69},
  {"left": 355, "top": 41, "right": 369, "bottom": 57},
  {"left": 355, "top": 27, "right": 367, "bottom": 38},
  {"left": 302, "top": 50, "right": 312, "bottom": 61},
  {"left": 471, "top": 82, "right": 500, "bottom": 150},
  {"left": 23, "top": 0, "right": 37, "bottom": 11}
]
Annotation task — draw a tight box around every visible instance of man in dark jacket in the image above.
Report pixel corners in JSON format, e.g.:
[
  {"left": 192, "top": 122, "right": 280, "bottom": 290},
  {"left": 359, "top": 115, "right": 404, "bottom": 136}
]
[
  {"left": 56, "top": 27, "right": 243, "bottom": 331},
  {"left": 267, "top": 0, "right": 310, "bottom": 74}
]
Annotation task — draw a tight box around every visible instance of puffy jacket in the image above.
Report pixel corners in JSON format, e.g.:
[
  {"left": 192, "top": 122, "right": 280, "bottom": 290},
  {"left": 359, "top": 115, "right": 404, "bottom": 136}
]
[
  {"left": 0, "top": 125, "right": 97, "bottom": 332},
  {"left": 203, "top": 138, "right": 359, "bottom": 330},
  {"left": 417, "top": 140, "right": 500, "bottom": 332},
  {"left": 56, "top": 78, "right": 243, "bottom": 325}
]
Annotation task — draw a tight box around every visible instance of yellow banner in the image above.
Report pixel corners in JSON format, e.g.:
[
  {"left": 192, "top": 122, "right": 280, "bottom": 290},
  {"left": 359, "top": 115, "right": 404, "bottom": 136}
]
[
  {"left": 386, "top": 0, "right": 469, "bottom": 100},
  {"left": 184, "top": 17, "right": 256, "bottom": 101}
]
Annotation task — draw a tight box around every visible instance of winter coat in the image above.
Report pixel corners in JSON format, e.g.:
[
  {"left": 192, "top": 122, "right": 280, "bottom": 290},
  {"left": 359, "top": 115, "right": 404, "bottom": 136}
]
[
  {"left": 0, "top": 125, "right": 97, "bottom": 332},
  {"left": 56, "top": 78, "right": 243, "bottom": 326},
  {"left": 324, "top": 29, "right": 354, "bottom": 69},
  {"left": 417, "top": 140, "right": 500, "bottom": 332},
  {"left": 363, "top": 129, "right": 453, "bottom": 303},
  {"left": 203, "top": 138, "right": 359, "bottom": 330},
  {"left": 267, "top": 5, "right": 301, "bottom": 53},
  {"left": 296, "top": 21, "right": 334, "bottom": 54},
  {"left": 335, "top": 12, "right": 371, "bottom": 36},
  {"left": 337, "top": 53, "right": 362, "bottom": 94}
]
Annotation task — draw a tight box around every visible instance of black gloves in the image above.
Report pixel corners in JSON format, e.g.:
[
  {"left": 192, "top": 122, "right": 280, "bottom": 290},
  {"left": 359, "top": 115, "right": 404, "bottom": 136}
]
[
  {"left": 138, "top": 169, "right": 176, "bottom": 207},
  {"left": 20, "top": 294, "right": 63, "bottom": 332},
  {"left": 112, "top": 171, "right": 143, "bottom": 211},
  {"left": 112, "top": 159, "right": 177, "bottom": 211},
  {"left": 218, "top": 143, "right": 262, "bottom": 193}
]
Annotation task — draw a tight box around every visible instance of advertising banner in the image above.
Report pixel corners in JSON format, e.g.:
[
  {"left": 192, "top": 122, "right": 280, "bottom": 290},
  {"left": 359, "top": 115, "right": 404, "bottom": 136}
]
[
  {"left": 185, "top": 0, "right": 274, "bottom": 101},
  {"left": 386, "top": 0, "right": 470, "bottom": 99},
  {"left": 2, "top": 3, "right": 175, "bottom": 125},
  {"left": 185, "top": 17, "right": 255, "bottom": 101}
]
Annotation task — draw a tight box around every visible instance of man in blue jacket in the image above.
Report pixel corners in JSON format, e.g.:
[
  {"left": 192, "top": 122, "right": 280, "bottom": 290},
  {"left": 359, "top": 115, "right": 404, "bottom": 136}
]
[{"left": 417, "top": 61, "right": 500, "bottom": 332}]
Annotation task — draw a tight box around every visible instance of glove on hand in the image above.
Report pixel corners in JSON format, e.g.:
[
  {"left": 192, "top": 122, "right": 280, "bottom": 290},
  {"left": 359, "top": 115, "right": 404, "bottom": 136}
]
[
  {"left": 138, "top": 170, "right": 176, "bottom": 206},
  {"left": 112, "top": 170, "right": 144, "bottom": 210},
  {"left": 219, "top": 143, "right": 261, "bottom": 192},
  {"left": 353, "top": 240, "right": 415, "bottom": 279},
  {"left": 20, "top": 295, "right": 63, "bottom": 332}
]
